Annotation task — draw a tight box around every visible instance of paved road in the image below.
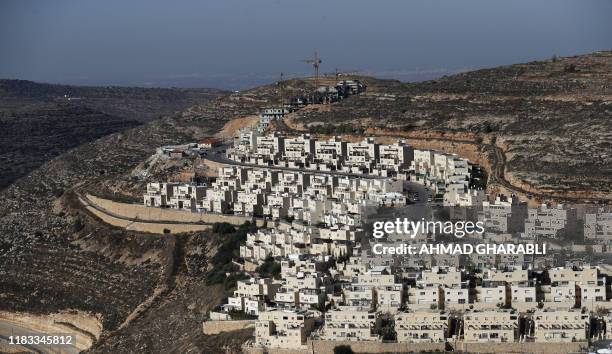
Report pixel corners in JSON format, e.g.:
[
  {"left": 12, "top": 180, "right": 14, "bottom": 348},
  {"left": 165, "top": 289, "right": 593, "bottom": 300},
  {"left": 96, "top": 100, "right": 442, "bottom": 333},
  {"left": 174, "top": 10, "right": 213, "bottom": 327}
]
[{"left": 0, "top": 321, "right": 80, "bottom": 354}]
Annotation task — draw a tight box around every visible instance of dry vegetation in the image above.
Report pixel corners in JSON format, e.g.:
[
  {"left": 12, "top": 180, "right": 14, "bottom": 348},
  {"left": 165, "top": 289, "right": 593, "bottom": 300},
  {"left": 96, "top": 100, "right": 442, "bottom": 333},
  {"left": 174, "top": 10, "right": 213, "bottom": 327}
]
[{"left": 0, "top": 52, "right": 609, "bottom": 353}]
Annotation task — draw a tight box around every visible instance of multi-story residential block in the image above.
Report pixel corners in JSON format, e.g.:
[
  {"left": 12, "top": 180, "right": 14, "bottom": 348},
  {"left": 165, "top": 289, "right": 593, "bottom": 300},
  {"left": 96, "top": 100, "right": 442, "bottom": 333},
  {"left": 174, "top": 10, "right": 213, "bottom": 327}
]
[
  {"left": 541, "top": 281, "right": 576, "bottom": 309},
  {"left": 167, "top": 184, "right": 207, "bottom": 211},
  {"left": 475, "top": 280, "right": 508, "bottom": 309},
  {"left": 443, "top": 281, "right": 471, "bottom": 310},
  {"left": 346, "top": 138, "right": 379, "bottom": 172},
  {"left": 322, "top": 307, "right": 381, "bottom": 341},
  {"left": 342, "top": 284, "right": 375, "bottom": 308},
  {"left": 419, "top": 266, "right": 463, "bottom": 286},
  {"left": 376, "top": 283, "right": 403, "bottom": 311},
  {"left": 531, "top": 310, "right": 589, "bottom": 342},
  {"left": 283, "top": 134, "right": 315, "bottom": 166},
  {"left": 585, "top": 209, "right": 612, "bottom": 244},
  {"left": 234, "top": 128, "right": 259, "bottom": 154},
  {"left": 256, "top": 133, "right": 285, "bottom": 162},
  {"left": 579, "top": 277, "right": 608, "bottom": 310},
  {"left": 376, "top": 140, "right": 413, "bottom": 174},
  {"left": 410, "top": 284, "right": 441, "bottom": 309},
  {"left": 480, "top": 194, "right": 526, "bottom": 234},
  {"left": 314, "top": 136, "right": 347, "bottom": 169},
  {"left": 412, "top": 149, "right": 435, "bottom": 175},
  {"left": 483, "top": 266, "right": 529, "bottom": 283},
  {"left": 225, "top": 278, "right": 280, "bottom": 315},
  {"left": 255, "top": 309, "right": 317, "bottom": 349},
  {"left": 548, "top": 266, "right": 598, "bottom": 284},
  {"left": 511, "top": 280, "right": 538, "bottom": 310},
  {"left": 144, "top": 182, "right": 178, "bottom": 207},
  {"left": 463, "top": 310, "right": 519, "bottom": 343},
  {"left": 524, "top": 204, "right": 577, "bottom": 239},
  {"left": 395, "top": 310, "right": 449, "bottom": 343}
]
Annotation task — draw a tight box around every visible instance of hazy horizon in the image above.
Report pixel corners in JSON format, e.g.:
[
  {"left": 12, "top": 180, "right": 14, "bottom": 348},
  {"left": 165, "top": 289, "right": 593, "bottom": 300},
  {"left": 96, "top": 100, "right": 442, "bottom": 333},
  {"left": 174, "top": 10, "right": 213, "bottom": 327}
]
[{"left": 1, "top": 0, "right": 611, "bottom": 90}]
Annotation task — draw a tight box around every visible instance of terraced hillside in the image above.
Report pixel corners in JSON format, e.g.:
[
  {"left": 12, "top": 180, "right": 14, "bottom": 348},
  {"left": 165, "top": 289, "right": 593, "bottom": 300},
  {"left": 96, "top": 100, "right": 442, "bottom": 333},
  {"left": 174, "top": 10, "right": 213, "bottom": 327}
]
[
  {"left": 0, "top": 52, "right": 609, "bottom": 353},
  {"left": 0, "top": 80, "right": 225, "bottom": 190},
  {"left": 288, "top": 51, "right": 612, "bottom": 202}
]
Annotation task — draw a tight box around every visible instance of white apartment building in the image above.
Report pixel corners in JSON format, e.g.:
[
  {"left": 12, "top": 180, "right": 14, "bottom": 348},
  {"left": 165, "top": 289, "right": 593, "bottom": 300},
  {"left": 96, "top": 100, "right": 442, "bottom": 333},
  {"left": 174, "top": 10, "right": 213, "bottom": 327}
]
[
  {"left": 346, "top": 138, "right": 379, "bottom": 172},
  {"left": 225, "top": 278, "right": 280, "bottom": 315},
  {"left": 585, "top": 210, "right": 612, "bottom": 244},
  {"left": 480, "top": 194, "right": 525, "bottom": 234},
  {"left": 542, "top": 281, "right": 576, "bottom": 309},
  {"left": 419, "top": 267, "right": 463, "bottom": 287},
  {"left": 376, "top": 140, "right": 413, "bottom": 173},
  {"left": 395, "top": 310, "right": 448, "bottom": 343},
  {"left": 283, "top": 134, "right": 315, "bottom": 165},
  {"left": 314, "top": 137, "right": 347, "bottom": 168},
  {"left": 524, "top": 204, "right": 577, "bottom": 239},
  {"left": 376, "top": 283, "right": 403, "bottom": 311},
  {"left": 445, "top": 188, "right": 486, "bottom": 207},
  {"left": 511, "top": 280, "right": 538, "bottom": 310},
  {"left": 342, "top": 284, "right": 375, "bottom": 308},
  {"left": 255, "top": 309, "right": 317, "bottom": 349},
  {"left": 475, "top": 280, "right": 507, "bottom": 309},
  {"left": 410, "top": 284, "right": 441, "bottom": 309},
  {"left": 144, "top": 182, "right": 178, "bottom": 207},
  {"left": 531, "top": 310, "right": 589, "bottom": 342},
  {"left": 443, "top": 282, "right": 471, "bottom": 309},
  {"left": 483, "top": 267, "right": 529, "bottom": 283},
  {"left": 322, "top": 307, "right": 381, "bottom": 341},
  {"left": 256, "top": 133, "right": 284, "bottom": 162},
  {"left": 234, "top": 129, "right": 259, "bottom": 154},
  {"left": 412, "top": 149, "right": 435, "bottom": 175},
  {"left": 463, "top": 310, "right": 519, "bottom": 343}
]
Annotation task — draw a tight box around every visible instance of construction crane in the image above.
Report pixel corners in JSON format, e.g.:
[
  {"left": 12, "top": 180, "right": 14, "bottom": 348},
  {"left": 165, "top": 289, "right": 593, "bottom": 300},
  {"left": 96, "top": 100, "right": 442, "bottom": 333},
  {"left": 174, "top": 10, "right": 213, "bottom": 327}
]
[
  {"left": 303, "top": 51, "right": 322, "bottom": 89},
  {"left": 277, "top": 72, "right": 284, "bottom": 110}
]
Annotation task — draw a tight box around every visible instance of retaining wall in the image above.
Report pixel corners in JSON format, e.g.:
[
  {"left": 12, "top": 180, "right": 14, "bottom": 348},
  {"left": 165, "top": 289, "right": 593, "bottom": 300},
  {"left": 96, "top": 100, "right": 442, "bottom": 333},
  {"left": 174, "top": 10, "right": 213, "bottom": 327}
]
[{"left": 202, "top": 320, "right": 255, "bottom": 335}]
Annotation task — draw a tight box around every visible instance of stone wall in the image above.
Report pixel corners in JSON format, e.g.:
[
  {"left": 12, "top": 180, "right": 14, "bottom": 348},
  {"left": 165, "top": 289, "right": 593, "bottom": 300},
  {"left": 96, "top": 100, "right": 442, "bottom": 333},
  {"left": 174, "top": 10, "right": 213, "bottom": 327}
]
[
  {"left": 243, "top": 340, "right": 445, "bottom": 354},
  {"left": 85, "top": 204, "right": 211, "bottom": 234},
  {"left": 87, "top": 194, "right": 258, "bottom": 225},
  {"left": 310, "top": 340, "right": 445, "bottom": 353},
  {"left": 202, "top": 320, "right": 255, "bottom": 335},
  {"left": 243, "top": 339, "right": 589, "bottom": 354},
  {"left": 454, "top": 340, "right": 588, "bottom": 354}
]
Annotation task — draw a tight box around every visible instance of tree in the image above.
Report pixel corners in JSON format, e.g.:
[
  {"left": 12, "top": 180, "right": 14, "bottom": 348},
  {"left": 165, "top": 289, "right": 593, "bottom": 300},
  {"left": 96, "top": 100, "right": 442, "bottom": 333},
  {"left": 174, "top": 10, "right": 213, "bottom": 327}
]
[{"left": 333, "top": 345, "right": 354, "bottom": 354}]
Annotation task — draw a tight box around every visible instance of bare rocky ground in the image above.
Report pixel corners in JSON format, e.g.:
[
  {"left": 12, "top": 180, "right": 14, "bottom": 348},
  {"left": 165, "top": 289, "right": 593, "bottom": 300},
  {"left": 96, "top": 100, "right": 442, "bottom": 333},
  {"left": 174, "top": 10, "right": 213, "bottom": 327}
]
[
  {"left": 0, "top": 80, "right": 225, "bottom": 190},
  {"left": 290, "top": 51, "right": 612, "bottom": 202},
  {"left": 0, "top": 79, "right": 276, "bottom": 352},
  {"left": 0, "top": 52, "right": 610, "bottom": 353}
]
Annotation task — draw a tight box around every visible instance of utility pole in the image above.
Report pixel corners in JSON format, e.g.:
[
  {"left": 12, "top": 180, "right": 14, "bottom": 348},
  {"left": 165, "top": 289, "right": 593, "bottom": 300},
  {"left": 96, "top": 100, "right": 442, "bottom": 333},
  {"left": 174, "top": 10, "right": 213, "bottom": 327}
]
[{"left": 278, "top": 72, "right": 284, "bottom": 111}]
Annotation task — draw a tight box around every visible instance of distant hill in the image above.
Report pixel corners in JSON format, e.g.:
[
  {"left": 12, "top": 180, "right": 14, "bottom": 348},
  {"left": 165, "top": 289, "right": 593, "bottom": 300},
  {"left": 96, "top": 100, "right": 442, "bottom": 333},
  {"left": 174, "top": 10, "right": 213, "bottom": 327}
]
[
  {"left": 285, "top": 51, "right": 612, "bottom": 202},
  {"left": 0, "top": 79, "right": 226, "bottom": 190}
]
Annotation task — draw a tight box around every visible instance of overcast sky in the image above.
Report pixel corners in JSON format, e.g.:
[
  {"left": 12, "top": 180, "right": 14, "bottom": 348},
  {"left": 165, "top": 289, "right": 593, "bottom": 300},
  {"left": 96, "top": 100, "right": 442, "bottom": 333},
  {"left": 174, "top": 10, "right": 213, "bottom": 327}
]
[{"left": 1, "top": 0, "right": 610, "bottom": 90}]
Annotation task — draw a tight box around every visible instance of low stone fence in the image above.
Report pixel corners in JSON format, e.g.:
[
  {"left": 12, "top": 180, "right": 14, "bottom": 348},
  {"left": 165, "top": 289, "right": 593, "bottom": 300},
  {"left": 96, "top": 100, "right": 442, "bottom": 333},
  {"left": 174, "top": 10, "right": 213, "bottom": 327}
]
[
  {"left": 454, "top": 340, "right": 588, "bottom": 354},
  {"left": 310, "top": 340, "right": 445, "bottom": 353},
  {"left": 84, "top": 194, "right": 264, "bottom": 227},
  {"left": 202, "top": 320, "right": 255, "bottom": 335},
  {"left": 243, "top": 340, "right": 589, "bottom": 354},
  {"left": 243, "top": 340, "right": 445, "bottom": 354},
  {"left": 83, "top": 203, "right": 211, "bottom": 234}
]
